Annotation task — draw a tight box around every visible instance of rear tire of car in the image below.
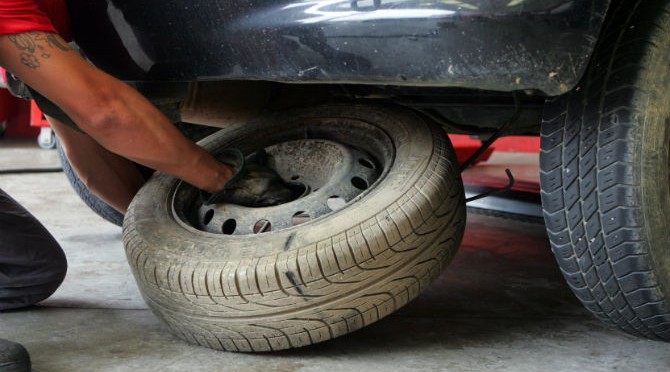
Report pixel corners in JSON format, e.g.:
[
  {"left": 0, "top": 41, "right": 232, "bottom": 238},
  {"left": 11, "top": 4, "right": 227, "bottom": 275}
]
[
  {"left": 123, "top": 104, "right": 466, "bottom": 351},
  {"left": 540, "top": 0, "right": 670, "bottom": 340},
  {"left": 56, "top": 139, "right": 124, "bottom": 226}
]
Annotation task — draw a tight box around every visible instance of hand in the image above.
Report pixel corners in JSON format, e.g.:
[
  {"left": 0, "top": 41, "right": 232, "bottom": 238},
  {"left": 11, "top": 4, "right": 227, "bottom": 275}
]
[{"left": 203, "top": 149, "right": 297, "bottom": 207}]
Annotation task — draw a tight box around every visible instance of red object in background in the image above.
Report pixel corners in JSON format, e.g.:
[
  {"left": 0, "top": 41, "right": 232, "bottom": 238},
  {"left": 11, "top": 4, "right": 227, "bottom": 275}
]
[
  {"left": 0, "top": 88, "right": 16, "bottom": 121},
  {"left": 0, "top": 66, "right": 44, "bottom": 138},
  {"left": 448, "top": 134, "right": 540, "bottom": 166},
  {"left": 491, "top": 136, "right": 540, "bottom": 152},
  {"left": 448, "top": 134, "right": 494, "bottom": 165},
  {"left": 0, "top": 88, "right": 39, "bottom": 138},
  {"left": 30, "top": 100, "right": 49, "bottom": 127}
]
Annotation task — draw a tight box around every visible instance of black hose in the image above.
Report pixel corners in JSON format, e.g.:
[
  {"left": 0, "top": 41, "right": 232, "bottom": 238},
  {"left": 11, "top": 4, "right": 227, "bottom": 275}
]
[{"left": 0, "top": 167, "right": 63, "bottom": 175}]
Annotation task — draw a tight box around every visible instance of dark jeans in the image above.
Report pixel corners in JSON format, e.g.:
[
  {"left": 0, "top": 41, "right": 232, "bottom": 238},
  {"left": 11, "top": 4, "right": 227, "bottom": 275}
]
[{"left": 0, "top": 189, "right": 67, "bottom": 310}]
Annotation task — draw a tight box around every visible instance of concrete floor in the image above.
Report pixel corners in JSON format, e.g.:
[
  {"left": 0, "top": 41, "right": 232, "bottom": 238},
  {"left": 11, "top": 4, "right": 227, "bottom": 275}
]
[{"left": 1, "top": 139, "right": 669, "bottom": 371}]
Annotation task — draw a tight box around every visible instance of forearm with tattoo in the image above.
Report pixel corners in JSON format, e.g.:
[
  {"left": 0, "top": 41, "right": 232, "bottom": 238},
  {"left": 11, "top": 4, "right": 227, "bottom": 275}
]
[{"left": 7, "top": 31, "right": 72, "bottom": 70}]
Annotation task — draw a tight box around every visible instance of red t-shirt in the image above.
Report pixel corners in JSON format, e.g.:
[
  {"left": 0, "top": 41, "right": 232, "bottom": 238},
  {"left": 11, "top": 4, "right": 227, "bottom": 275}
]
[{"left": 0, "top": 0, "right": 72, "bottom": 41}]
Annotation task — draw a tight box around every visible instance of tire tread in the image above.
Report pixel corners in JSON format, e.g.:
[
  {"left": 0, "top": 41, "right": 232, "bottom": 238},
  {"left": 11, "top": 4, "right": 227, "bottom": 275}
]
[{"left": 540, "top": 0, "right": 670, "bottom": 340}]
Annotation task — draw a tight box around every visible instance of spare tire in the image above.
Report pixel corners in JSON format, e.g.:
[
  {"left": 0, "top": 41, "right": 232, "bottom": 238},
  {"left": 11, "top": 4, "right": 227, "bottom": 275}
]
[{"left": 123, "top": 104, "right": 466, "bottom": 352}]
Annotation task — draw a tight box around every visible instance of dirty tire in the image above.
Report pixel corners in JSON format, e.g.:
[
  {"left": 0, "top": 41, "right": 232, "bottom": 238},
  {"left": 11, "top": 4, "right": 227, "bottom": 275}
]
[
  {"left": 56, "top": 139, "right": 124, "bottom": 226},
  {"left": 540, "top": 0, "right": 670, "bottom": 340},
  {"left": 123, "top": 104, "right": 466, "bottom": 352}
]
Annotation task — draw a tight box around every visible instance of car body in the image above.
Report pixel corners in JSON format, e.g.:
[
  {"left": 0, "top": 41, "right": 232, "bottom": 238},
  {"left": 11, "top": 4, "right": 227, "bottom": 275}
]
[{"left": 67, "top": 0, "right": 611, "bottom": 132}]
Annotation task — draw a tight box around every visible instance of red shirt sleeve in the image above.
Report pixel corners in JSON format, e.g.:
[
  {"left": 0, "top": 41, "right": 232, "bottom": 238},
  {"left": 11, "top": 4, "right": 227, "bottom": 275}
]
[{"left": 0, "top": 0, "right": 72, "bottom": 41}]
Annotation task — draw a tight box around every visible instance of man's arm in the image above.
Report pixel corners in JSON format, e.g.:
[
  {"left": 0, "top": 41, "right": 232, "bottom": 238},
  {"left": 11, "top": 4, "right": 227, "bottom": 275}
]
[
  {"left": 49, "top": 116, "right": 145, "bottom": 213},
  {"left": 0, "top": 31, "right": 233, "bottom": 193}
]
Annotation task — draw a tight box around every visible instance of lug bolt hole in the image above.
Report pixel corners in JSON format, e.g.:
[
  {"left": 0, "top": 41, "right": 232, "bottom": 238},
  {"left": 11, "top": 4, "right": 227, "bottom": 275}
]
[
  {"left": 351, "top": 176, "right": 369, "bottom": 190},
  {"left": 292, "top": 211, "right": 311, "bottom": 226},
  {"left": 253, "top": 219, "right": 272, "bottom": 234},
  {"left": 327, "top": 196, "right": 347, "bottom": 211},
  {"left": 203, "top": 209, "right": 215, "bottom": 225},
  {"left": 358, "top": 158, "right": 375, "bottom": 169},
  {"left": 222, "top": 219, "right": 237, "bottom": 235}
]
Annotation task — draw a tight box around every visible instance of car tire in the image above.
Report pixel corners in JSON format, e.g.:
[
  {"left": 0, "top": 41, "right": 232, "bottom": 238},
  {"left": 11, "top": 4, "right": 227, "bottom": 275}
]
[
  {"left": 56, "top": 138, "right": 125, "bottom": 226},
  {"left": 540, "top": 0, "right": 670, "bottom": 340},
  {"left": 123, "top": 104, "right": 466, "bottom": 352}
]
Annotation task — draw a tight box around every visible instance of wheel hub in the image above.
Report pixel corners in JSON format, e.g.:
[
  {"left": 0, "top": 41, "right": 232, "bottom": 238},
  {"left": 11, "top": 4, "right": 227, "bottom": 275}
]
[{"left": 194, "top": 139, "right": 381, "bottom": 235}]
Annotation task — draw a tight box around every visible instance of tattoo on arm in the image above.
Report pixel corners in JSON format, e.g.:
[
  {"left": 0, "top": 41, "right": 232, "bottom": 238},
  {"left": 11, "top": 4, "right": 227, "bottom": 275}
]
[{"left": 7, "top": 31, "right": 73, "bottom": 70}]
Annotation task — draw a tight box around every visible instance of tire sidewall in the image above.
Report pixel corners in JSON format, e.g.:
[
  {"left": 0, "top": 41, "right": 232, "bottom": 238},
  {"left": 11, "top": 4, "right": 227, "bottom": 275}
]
[{"left": 638, "top": 31, "right": 670, "bottom": 300}]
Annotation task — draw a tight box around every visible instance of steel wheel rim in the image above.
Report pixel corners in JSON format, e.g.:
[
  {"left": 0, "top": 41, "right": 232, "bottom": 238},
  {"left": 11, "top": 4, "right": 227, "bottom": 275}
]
[{"left": 169, "top": 119, "right": 395, "bottom": 236}]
